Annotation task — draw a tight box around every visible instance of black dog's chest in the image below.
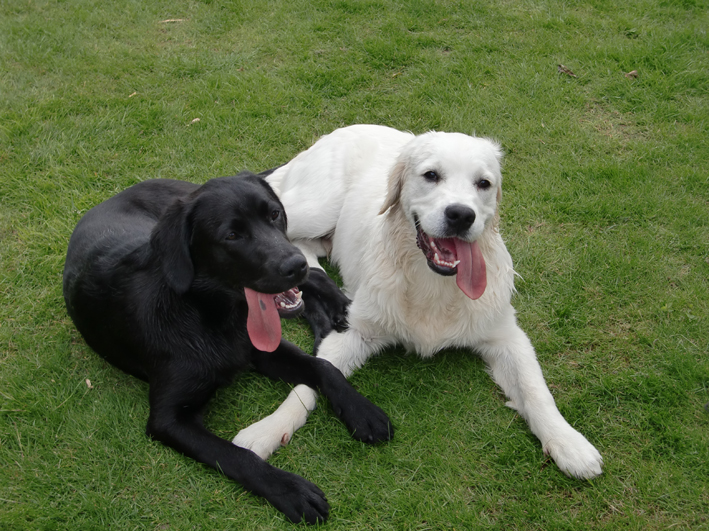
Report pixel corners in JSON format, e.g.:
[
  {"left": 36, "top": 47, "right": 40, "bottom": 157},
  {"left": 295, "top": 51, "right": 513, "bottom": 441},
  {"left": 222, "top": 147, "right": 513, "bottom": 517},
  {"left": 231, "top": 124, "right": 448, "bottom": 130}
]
[{"left": 155, "top": 298, "right": 251, "bottom": 371}]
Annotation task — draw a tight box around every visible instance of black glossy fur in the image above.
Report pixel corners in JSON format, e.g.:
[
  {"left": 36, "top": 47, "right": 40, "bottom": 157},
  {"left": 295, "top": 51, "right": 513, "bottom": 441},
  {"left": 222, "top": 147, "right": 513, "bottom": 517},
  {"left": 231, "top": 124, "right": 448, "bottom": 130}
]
[
  {"left": 63, "top": 173, "right": 392, "bottom": 524},
  {"left": 299, "top": 268, "right": 351, "bottom": 350}
]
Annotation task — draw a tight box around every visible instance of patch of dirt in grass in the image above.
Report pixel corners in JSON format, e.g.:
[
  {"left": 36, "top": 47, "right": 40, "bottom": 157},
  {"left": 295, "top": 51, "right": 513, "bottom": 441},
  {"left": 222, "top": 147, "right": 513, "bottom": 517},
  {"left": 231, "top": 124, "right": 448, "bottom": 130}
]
[{"left": 580, "top": 102, "right": 647, "bottom": 145}]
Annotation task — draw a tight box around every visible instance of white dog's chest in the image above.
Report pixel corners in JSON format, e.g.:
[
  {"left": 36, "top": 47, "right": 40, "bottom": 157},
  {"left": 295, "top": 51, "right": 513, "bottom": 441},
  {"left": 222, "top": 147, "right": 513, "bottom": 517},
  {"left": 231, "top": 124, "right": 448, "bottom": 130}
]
[{"left": 348, "top": 264, "right": 512, "bottom": 358}]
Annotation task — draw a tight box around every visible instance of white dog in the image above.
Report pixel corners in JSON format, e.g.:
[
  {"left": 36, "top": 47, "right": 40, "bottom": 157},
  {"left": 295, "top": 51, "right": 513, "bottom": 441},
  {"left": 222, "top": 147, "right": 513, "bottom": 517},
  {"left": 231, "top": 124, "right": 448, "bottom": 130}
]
[{"left": 234, "top": 125, "right": 603, "bottom": 479}]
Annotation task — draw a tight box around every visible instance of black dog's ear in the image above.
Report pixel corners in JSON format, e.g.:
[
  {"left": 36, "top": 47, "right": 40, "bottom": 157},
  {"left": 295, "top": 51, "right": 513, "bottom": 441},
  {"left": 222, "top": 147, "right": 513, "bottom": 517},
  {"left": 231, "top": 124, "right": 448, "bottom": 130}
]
[{"left": 151, "top": 198, "right": 194, "bottom": 294}]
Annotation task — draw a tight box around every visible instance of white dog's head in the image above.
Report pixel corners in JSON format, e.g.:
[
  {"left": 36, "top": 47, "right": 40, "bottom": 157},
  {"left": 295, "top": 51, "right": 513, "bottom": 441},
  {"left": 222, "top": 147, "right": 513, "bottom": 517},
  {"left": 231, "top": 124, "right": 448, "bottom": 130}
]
[{"left": 379, "top": 132, "right": 503, "bottom": 300}]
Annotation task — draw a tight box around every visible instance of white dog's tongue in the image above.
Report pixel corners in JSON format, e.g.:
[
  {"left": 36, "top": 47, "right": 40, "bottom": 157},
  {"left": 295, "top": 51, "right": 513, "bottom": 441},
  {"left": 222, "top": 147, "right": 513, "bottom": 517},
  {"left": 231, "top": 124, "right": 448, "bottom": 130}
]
[
  {"left": 244, "top": 287, "right": 281, "bottom": 352},
  {"left": 453, "top": 239, "right": 487, "bottom": 300}
]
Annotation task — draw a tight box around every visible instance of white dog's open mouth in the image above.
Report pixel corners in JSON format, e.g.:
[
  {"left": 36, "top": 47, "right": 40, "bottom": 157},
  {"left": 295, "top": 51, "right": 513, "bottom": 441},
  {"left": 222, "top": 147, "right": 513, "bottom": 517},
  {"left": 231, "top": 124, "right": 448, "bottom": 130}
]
[
  {"left": 416, "top": 227, "right": 459, "bottom": 275},
  {"left": 415, "top": 225, "right": 487, "bottom": 300}
]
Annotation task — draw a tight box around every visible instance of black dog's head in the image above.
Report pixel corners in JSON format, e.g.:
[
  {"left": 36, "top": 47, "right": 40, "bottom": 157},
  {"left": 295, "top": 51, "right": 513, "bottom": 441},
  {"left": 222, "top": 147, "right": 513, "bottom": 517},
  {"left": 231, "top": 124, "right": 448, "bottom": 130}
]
[{"left": 150, "top": 172, "right": 308, "bottom": 298}]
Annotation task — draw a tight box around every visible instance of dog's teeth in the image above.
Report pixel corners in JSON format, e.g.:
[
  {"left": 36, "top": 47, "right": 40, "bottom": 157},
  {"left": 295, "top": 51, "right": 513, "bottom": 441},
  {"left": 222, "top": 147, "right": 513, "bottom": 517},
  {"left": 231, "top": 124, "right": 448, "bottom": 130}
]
[
  {"left": 296, "top": 291, "right": 302, "bottom": 300},
  {"left": 280, "top": 302, "right": 286, "bottom": 308},
  {"left": 433, "top": 252, "right": 458, "bottom": 269}
]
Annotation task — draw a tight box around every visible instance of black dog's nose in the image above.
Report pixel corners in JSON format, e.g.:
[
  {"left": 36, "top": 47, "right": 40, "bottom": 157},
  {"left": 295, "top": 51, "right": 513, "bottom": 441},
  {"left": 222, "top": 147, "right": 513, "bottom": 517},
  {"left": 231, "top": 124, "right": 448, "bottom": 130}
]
[
  {"left": 279, "top": 254, "right": 308, "bottom": 282},
  {"left": 444, "top": 204, "right": 476, "bottom": 233}
]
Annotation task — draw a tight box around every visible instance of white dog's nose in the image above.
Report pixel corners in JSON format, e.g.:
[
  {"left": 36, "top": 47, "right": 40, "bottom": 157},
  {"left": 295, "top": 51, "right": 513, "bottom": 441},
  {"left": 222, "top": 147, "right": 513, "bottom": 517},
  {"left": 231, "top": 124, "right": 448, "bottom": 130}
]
[{"left": 444, "top": 204, "right": 476, "bottom": 234}]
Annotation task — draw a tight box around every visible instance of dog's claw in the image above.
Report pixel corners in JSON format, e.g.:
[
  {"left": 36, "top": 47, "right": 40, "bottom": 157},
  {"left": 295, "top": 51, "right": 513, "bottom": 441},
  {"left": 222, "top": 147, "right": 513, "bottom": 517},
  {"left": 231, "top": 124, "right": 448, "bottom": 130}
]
[
  {"left": 259, "top": 468, "right": 329, "bottom": 524},
  {"left": 335, "top": 395, "right": 394, "bottom": 445}
]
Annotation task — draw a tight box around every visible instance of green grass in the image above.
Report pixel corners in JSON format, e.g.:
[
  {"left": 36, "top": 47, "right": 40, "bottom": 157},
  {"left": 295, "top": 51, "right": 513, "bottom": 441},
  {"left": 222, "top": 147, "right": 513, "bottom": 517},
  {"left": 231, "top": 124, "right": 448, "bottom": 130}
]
[{"left": 1, "top": 0, "right": 708, "bottom": 529}]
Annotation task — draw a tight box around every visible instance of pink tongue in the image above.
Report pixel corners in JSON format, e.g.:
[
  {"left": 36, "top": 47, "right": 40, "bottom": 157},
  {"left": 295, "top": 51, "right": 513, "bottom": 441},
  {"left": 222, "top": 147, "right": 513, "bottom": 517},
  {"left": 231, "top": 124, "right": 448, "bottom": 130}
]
[
  {"left": 244, "top": 287, "right": 281, "bottom": 352},
  {"left": 453, "top": 239, "right": 487, "bottom": 299}
]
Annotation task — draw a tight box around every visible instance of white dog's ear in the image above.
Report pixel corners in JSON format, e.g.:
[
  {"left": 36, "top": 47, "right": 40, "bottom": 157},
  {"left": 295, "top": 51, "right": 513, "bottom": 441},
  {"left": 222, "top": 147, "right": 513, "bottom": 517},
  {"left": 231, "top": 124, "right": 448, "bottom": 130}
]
[
  {"left": 379, "top": 159, "right": 406, "bottom": 215},
  {"left": 488, "top": 139, "right": 504, "bottom": 205}
]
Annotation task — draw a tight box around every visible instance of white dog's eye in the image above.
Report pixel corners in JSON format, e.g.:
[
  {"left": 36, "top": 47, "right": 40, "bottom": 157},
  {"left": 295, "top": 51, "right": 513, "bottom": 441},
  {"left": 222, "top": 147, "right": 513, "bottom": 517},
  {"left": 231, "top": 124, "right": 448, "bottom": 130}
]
[
  {"left": 478, "top": 179, "right": 492, "bottom": 190},
  {"left": 423, "top": 170, "right": 440, "bottom": 183}
]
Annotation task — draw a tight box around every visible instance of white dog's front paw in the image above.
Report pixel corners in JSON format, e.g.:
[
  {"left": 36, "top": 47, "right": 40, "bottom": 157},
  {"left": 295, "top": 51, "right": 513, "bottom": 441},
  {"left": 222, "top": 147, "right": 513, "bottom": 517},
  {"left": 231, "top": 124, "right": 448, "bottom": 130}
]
[
  {"left": 543, "top": 428, "right": 603, "bottom": 480},
  {"left": 232, "top": 416, "right": 293, "bottom": 460}
]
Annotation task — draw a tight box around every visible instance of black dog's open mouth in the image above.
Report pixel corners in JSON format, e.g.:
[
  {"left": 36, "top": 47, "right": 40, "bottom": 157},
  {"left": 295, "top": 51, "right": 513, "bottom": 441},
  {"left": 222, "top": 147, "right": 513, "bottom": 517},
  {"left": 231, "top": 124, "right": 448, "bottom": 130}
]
[
  {"left": 274, "top": 287, "right": 304, "bottom": 318},
  {"left": 245, "top": 286, "right": 304, "bottom": 352}
]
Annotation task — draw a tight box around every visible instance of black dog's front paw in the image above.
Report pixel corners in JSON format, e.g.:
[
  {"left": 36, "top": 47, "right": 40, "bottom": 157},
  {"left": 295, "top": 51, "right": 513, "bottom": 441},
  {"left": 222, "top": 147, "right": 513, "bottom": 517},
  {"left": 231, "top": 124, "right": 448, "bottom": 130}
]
[
  {"left": 332, "top": 394, "right": 394, "bottom": 445},
  {"left": 261, "top": 468, "right": 329, "bottom": 525},
  {"left": 299, "top": 269, "right": 351, "bottom": 351}
]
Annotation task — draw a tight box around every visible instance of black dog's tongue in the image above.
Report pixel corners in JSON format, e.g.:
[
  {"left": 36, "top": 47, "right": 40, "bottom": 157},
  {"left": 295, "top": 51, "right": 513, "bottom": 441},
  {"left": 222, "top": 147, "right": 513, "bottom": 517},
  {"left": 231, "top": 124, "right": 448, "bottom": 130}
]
[{"left": 244, "top": 287, "right": 281, "bottom": 352}]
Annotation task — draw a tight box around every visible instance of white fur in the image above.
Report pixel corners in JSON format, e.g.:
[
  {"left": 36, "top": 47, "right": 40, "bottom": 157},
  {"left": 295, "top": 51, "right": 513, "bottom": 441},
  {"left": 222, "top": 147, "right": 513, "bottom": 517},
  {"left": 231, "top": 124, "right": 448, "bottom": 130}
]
[{"left": 233, "top": 125, "right": 603, "bottom": 480}]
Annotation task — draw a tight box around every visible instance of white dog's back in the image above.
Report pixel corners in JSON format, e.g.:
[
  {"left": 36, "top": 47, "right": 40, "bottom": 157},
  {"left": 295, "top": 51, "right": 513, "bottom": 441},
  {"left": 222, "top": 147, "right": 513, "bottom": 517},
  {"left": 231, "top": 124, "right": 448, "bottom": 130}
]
[{"left": 267, "top": 125, "right": 412, "bottom": 243}]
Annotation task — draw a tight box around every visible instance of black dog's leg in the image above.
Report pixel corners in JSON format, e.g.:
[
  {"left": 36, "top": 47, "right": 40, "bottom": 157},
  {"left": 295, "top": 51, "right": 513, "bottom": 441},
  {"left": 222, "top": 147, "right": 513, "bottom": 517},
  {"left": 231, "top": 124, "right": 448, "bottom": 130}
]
[
  {"left": 251, "top": 341, "right": 393, "bottom": 444},
  {"left": 145, "top": 376, "right": 329, "bottom": 524},
  {"left": 299, "top": 269, "right": 351, "bottom": 352}
]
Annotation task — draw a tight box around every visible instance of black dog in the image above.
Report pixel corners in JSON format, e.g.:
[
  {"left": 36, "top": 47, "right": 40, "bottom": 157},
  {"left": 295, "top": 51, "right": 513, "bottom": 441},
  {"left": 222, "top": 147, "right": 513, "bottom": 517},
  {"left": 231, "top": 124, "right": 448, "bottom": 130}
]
[{"left": 63, "top": 172, "right": 393, "bottom": 524}]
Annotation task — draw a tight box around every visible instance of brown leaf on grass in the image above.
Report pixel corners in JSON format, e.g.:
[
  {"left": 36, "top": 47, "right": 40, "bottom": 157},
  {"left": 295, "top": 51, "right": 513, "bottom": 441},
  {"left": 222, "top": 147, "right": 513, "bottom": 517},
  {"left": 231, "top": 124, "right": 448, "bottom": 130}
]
[
  {"left": 624, "top": 70, "right": 639, "bottom": 79},
  {"left": 557, "top": 64, "right": 577, "bottom": 78},
  {"left": 85, "top": 379, "right": 94, "bottom": 389},
  {"left": 526, "top": 221, "right": 546, "bottom": 233},
  {"left": 188, "top": 118, "right": 201, "bottom": 126}
]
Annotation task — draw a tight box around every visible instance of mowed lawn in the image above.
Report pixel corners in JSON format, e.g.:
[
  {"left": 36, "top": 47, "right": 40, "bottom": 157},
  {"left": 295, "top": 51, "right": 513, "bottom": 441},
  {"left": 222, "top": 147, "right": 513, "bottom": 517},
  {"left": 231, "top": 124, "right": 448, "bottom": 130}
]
[{"left": 1, "top": 0, "right": 707, "bottom": 529}]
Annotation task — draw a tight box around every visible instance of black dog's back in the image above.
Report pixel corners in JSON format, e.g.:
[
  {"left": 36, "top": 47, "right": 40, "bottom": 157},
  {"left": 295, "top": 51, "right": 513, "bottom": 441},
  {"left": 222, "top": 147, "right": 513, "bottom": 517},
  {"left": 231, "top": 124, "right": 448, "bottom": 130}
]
[
  {"left": 64, "top": 179, "right": 197, "bottom": 281},
  {"left": 64, "top": 179, "right": 199, "bottom": 380}
]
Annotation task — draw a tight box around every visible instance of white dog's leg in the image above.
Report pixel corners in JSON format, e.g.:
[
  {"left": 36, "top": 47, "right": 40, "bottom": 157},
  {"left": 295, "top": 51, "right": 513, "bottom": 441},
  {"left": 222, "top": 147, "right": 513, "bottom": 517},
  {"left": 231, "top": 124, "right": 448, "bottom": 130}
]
[
  {"left": 292, "top": 239, "right": 329, "bottom": 270},
  {"left": 476, "top": 316, "right": 603, "bottom": 479},
  {"left": 233, "top": 328, "right": 386, "bottom": 459},
  {"left": 232, "top": 384, "right": 318, "bottom": 459}
]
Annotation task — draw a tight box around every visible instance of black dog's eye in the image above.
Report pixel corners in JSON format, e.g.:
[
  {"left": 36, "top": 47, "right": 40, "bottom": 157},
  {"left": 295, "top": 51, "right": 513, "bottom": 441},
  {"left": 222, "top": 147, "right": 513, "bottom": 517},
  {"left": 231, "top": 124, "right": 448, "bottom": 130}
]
[
  {"left": 423, "top": 170, "right": 440, "bottom": 183},
  {"left": 478, "top": 179, "right": 492, "bottom": 190},
  {"left": 270, "top": 209, "right": 280, "bottom": 221},
  {"left": 225, "top": 232, "right": 237, "bottom": 241}
]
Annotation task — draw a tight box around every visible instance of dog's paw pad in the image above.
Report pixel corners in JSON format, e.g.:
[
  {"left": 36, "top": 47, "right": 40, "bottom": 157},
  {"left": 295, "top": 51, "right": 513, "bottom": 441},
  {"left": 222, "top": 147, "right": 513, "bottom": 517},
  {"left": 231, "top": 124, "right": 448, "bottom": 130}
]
[{"left": 280, "top": 433, "right": 290, "bottom": 446}]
